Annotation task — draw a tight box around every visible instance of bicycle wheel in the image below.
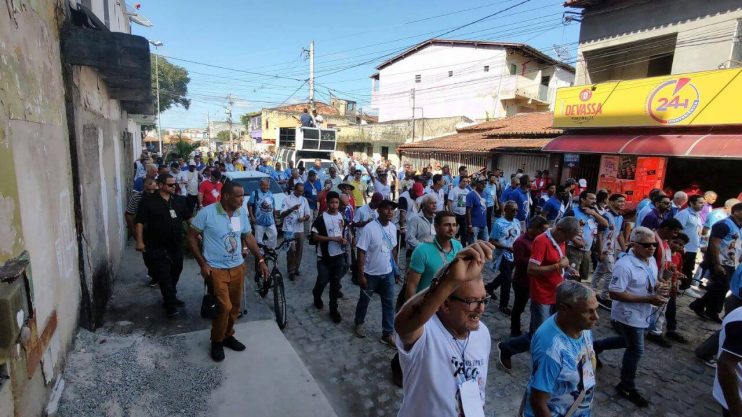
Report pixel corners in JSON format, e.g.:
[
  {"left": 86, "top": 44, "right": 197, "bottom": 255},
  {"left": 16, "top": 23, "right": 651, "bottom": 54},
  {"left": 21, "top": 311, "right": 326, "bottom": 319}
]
[{"left": 272, "top": 268, "right": 287, "bottom": 329}]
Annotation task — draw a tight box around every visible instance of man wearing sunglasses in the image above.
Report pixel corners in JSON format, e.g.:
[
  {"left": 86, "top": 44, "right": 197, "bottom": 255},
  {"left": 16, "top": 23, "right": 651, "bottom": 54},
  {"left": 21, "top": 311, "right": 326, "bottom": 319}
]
[
  {"left": 135, "top": 174, "right": 193, "bottom": 318},
  {"left": 395, "top": 241, "right": 495, "bottom": 417},
  {"left": 593, "top": 226, "right": 670, "bottom": 408}
]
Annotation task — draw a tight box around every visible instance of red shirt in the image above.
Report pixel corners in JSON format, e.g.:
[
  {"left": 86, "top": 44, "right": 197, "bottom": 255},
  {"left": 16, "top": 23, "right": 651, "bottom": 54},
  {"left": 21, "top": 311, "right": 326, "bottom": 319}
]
[
  {"left": 199, "top": 180, "right": 223, "bottom": 207},
  {"left": 529, "top": 232, "right": 565, "bottom": 305}
]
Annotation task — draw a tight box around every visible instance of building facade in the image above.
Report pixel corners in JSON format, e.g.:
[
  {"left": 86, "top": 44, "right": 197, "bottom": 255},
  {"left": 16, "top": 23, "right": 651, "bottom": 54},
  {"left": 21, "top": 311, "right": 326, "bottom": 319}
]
[
  {"left": 0, "top": 1, "right": 153, "bottom": 415},
  {"left": 570, "top": 0, "right": 742, "bottom": 85},
  {"left": 370, "top": 39, "right": 575, "bottom": 123}
]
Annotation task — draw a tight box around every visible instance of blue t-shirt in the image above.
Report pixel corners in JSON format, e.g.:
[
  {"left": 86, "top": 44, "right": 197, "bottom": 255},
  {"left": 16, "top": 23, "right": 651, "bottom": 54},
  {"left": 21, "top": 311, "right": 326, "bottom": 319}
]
[
  {"left": 490, "top": 217, "right": 521, "bottom": 262},
  {"left": 249, "top": 190, "right": 276, "bottom": 227},
  {"left": 730, "top": 264, "right": 742, "bottom": 298},
  {"left": 636, "top": 198, "right": 652, "bottom": 214},
  {"left": 409, "top": 240, "right": 464, "bottom": 292},
  {"left": 484, "top": 183, "right": 497, "bottom": 208},
  {"left": 466, "top": 190, "right": 487, "bottom": 228},
  {"left": 511, "top": 188, "right": 530, "bottom": 221},
  {"left": 191, "top": 203, "right": 251, "bottom": 269},
  {"left": 500, "top": 185, "right": 515, "bottom": 204},
  {"left": 705, "top": 208, "right": 728, "bottom": 229},
  {"left": 133, "top": 176, "right": 144, "bottom": 192},
  {"left": 566, "top": 206, "right": 598, "bottom": 252},
  {"left": 542, "top": 196, "right": 562, "bottom": 221},
  {"left": 304, "top": 179, "right": 322, "bottom": 209},
  {"left": 525, "top": 315, "right": 595, "bottom": 417}
]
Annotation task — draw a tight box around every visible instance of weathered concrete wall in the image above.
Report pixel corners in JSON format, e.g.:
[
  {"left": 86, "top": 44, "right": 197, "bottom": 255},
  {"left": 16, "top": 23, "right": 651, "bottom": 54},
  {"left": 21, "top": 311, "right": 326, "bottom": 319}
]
[
  {"left": 574, "top": 0, "right": 742, "bottom": 84},
  {"left": 337, "top": 116, "right": 471, "bottom": 144},
  {"left": 0, "top": 1, "right": 81, "bottom": 415}
]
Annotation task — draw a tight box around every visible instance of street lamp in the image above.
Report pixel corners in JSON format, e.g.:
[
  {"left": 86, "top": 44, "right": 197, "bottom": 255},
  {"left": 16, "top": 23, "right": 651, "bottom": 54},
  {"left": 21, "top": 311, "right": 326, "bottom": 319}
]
[{"left": 149, "top": 40, "right": 164, "bottom": 155}]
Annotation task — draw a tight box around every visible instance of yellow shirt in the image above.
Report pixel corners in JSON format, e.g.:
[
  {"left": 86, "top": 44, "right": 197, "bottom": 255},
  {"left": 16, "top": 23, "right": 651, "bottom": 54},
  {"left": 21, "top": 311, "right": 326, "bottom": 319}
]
[{"left": 350, "top": 179, "right": 366, "bottom": 207}]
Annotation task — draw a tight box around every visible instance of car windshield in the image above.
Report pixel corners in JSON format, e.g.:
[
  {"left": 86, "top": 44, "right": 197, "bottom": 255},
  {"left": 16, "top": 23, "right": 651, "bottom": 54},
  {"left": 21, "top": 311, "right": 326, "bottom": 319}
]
[{"left": 230, "top": 177, "right": 283, "bottom": 195}]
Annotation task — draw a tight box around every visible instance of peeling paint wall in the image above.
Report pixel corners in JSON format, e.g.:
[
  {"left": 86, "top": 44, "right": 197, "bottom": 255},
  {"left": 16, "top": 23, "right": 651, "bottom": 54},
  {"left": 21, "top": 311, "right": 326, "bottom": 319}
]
[{"left": 0, "top": 0, "right": 82, "bottom": 415}]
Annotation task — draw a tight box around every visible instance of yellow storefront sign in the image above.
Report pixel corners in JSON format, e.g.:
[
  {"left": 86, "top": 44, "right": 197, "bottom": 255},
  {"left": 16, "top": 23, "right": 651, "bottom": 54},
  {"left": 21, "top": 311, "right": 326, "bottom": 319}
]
[{"left": 553, "top": 68, "right": 742, "bottom": 128}]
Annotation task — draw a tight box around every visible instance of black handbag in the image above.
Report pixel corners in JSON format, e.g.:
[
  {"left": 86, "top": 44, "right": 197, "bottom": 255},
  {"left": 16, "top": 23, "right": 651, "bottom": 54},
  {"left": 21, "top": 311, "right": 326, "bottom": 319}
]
[{"left": 200, "top": 280, "right": 220, "bottom": 320}]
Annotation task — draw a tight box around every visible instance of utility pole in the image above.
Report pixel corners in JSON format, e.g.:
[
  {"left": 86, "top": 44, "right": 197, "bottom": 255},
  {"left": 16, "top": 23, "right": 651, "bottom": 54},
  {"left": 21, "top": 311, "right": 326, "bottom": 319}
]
[
  {"left": 226, "top": 94, "right": 234, "bottom": 151},
  {"left": 309, "top": 40, "right": 315, "bottom": 113},
  {"left": 149, "top": 40, "right": 164, "bottom": 155},
  {"left": 410, "top": 88, "right": 416, "bottom": 142},
  {"left": 206, "top": 112, "right": 211, "bottom": 150}
]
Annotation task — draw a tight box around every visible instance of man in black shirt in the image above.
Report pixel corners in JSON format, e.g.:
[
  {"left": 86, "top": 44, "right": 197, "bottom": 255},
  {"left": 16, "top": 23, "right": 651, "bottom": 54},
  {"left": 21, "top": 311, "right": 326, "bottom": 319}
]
[{"left": 135, "top": 174, "right": 193, "bottom": 318}]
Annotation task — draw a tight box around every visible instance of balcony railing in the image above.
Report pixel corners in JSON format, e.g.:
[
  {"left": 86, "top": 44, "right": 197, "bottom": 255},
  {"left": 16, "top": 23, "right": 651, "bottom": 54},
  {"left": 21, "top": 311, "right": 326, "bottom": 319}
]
[{"left": 500, "top": 75, "right": 553, "bottom": 105}]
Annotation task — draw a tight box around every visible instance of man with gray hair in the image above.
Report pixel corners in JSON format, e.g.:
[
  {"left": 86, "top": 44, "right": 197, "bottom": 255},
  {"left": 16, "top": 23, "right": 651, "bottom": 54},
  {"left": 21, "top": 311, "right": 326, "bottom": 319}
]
[
  {"left": 522, "top": 281, "right": 599, "bottom": 417},
  {"left": 405, "top": 194, "right": 437, "bottom": 253},
  {"left": 497, "top": 216, "right": 581, "bottom": 370},
  {"left": 593, "top": 226, "right": 670, "bottom": 408},
  {"left": 671, "top": 191, "right": 688, "bottom": 217}
]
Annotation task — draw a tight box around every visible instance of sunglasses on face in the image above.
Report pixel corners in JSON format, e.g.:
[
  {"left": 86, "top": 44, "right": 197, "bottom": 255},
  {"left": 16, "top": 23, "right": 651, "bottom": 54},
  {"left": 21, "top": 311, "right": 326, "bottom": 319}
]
[
  {"left": 449, "top": 294, "right": 491, "bottom": 311},
  {"left": 633, "top": 241, "right": 658, "bottom": 248}
]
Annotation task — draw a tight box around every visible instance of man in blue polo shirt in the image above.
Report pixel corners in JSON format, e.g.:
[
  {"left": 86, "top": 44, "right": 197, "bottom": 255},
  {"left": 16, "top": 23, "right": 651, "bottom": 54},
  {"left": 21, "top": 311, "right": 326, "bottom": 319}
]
[{"left": 188, "top": 181, "right": 269, "bottom": 362}]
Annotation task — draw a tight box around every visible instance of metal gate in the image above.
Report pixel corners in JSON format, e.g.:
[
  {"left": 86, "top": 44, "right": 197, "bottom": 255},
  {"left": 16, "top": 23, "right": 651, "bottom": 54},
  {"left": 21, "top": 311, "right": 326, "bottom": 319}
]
[{"left": 496, "top": 153, "right": 550, "bottom": 180}]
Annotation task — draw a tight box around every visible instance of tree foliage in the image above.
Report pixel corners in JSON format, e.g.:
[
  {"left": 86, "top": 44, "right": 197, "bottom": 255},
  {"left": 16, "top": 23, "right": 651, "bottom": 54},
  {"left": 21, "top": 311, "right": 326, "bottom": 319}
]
[
  {"left": 216, "top": 130, "right": 232, "bottom": 142},
  {"left": 167, "top": 139, "right": 200, "bottom": 161},
  {"left": 152, "top": 54, "right": 191, "bottom": 112},
  {"left": 240, "top": 113, "right": 251, "bottom": 129}
]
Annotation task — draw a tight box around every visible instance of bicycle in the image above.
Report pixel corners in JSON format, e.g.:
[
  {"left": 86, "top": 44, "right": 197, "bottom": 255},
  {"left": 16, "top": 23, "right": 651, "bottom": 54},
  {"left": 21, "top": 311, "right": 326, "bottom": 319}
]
[{"left": 244, "top": 237, "right": 295, "bottom": 329}]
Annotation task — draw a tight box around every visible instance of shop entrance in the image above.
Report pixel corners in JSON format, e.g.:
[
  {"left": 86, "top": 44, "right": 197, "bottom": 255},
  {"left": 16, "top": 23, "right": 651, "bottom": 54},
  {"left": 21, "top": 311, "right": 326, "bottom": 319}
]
[{"left": 665, "top": 158, "right": 742, "bottom": 203}]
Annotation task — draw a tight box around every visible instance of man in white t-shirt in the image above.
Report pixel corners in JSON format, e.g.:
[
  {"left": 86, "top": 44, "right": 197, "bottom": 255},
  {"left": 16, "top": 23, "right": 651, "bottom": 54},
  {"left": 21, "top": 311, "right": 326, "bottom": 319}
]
[
  {"left": 395, "top": 240, "right": 495, "bottom": 417},
  {"left": 353, "top": 199, "right": 399, "bottom": 346},
  {"left": 171, "top": 162, "right": 189, "bottom": 197},
  {"left": 311, "top": 191, "right": 347, "bottom": 323},
  {"left": 281, "top": 182, "right": 311, "bottom": 280},
  {"left": 447, "top": 175, "right": 471, "bottom": 243},
  {"left": 714, "top": 306, "right": 742, "bottom": 417}
]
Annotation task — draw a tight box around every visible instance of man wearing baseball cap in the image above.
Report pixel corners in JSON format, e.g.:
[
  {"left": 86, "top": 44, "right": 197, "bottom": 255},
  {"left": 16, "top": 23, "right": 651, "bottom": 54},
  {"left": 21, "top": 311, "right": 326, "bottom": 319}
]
[{"left": 353, "top": 198, "right": 399, "bottom": 347}]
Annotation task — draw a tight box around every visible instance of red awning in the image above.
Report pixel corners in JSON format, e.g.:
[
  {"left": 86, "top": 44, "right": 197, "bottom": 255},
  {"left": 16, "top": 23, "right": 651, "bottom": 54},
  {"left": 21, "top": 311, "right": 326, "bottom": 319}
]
[{"left": 543, "top": 133, "right": 742, "bottom": 158}]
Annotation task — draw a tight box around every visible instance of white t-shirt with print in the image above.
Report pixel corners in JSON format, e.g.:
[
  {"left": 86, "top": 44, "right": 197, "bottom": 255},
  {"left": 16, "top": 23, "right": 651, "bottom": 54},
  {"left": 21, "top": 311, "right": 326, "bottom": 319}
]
[
  {"left": 353, "top": 204, "right": 378, "bottom": 225},
  {"left": 281, "top": 193, "right": 310, "bottom": 234},
  {"left": 356, "top": 220, "right": 396, "bottom": 276},
  {"left": 313, "top": 212, "right": 345, "bottom": 257},
  {"left": 448, "top": 186, "right": 470, "bottom": 216},
  {"left": 396, "top": 314, "right": 491, "bottom": 417}
]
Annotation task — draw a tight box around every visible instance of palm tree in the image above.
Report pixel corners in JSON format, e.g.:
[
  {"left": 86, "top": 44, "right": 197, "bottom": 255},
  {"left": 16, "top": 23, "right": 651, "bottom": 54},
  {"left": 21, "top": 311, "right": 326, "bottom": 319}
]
[{"left": 167, "top": 139, "right": 200, "bottom": 162}]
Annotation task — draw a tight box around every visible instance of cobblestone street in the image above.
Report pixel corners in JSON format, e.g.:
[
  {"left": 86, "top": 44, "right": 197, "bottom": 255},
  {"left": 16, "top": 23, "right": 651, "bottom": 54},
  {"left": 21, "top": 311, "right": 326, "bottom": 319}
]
[{"left": 270, "top": 240, "right": 721, "bottom": 417}]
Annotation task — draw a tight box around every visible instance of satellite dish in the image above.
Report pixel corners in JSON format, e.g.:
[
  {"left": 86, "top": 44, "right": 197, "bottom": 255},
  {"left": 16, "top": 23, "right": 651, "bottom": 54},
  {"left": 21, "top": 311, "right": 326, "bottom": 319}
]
[{"left": 125, "top": 3, "right": 152, "bottom": 27}]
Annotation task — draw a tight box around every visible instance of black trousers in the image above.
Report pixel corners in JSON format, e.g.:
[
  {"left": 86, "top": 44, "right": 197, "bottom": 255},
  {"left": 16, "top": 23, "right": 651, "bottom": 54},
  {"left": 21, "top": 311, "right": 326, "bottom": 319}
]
[
  {"left": 691, "top": 265, "right": 733, "bottom": 316},
  {"left": 485, "top": 258, "right": 513, "bottom": 309},
  {"left": 144, "top": 246, "right": 184, "bottom": 310},
  {"left": 486, "top": 206, "right": 494, "bottom": 231},
  {"left": 186, "top": 194, "right": 199, "bottom": 212},
  {"left": 681, "top": 252, "right": 697, "bottom": 289},
  {"left": 511, "top": 281, "right": 529, "bottom": 334},
  {"left": 455, "top": 214, "right": 468, "bottom": 245},
  {"left": 313, "top": 255, "right": 346, "bottom": 313}
]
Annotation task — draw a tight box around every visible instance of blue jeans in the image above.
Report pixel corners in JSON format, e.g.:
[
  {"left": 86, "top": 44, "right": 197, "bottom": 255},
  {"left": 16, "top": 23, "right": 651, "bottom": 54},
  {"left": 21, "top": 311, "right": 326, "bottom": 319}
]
[
  {"left": 593, "top": 322, "right": 645, "bottom": 390},
  {"left": 354, "top": 272, "right": 396, "bottom": 336},
  {"left": 470, "top": 225, "right": 489, "bottom": 245},
  {"left": 500, "top": 302, "right": 554, "bottom": 356}
]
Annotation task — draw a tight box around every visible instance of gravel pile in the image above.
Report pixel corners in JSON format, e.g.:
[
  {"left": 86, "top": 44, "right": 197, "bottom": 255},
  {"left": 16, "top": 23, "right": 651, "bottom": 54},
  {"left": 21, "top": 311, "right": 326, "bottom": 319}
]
[{"left": 57, "top": 329, "right": 222, "bottom": 417}]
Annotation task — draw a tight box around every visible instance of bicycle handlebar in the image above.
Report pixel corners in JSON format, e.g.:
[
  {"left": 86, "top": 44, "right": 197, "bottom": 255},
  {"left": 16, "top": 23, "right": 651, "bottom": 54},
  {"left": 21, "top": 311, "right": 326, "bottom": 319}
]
[{"left": 257, "top": 237, "right": 298, "bottom": 255}]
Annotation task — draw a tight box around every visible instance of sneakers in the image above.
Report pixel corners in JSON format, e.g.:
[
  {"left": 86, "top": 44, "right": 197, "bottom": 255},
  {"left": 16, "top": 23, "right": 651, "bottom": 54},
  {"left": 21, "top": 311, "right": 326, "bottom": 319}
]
[
  {"left": 696, "top": 355, "right": 717, "bottom": 368},
  {"left": 222, "top": 336, "right": 246, "bottom": 351},
  {"left": 210, "top": 342, "right": 225, "bottom": 362},
  {"left": 380, "top": 334, "right": 396, "bottom": 348},
  {"left": 329, "top": 310, "right": 342, "bottom": 324},
  {"left": 497, "top": 342, "right": 512, "bottom": 371},
  {"left": 646, "top": 332, "right": 672, "bottom": 348},
  {"left": 597, "top": 296, "right": 612, "bottom": 310},
  {"left": 353, "top": 324, "right": 366, "bottom": 338},
  {"left": 616, "top": 384, "right": 649, "bottom": 408},
  {"left": 665, "top": 331, "right": 688, "bottom": 344}
]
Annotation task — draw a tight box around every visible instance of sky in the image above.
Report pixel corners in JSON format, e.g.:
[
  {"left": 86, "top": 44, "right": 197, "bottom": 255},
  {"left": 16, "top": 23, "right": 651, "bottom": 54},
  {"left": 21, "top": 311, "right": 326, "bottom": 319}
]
[{"left": 131, "top": 0, "right": 581, "bottom": 129}]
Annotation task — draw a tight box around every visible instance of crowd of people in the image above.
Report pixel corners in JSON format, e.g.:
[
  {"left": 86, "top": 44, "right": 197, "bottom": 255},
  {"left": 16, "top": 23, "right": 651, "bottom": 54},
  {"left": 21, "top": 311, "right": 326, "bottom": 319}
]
[{"left": 127, "top": 148, "right": 742, "bottom": 417}]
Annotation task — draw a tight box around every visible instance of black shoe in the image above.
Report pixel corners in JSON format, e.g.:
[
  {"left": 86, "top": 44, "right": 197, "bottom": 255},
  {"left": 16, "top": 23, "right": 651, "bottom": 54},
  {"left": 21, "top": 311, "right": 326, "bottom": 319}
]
[
  {"left": 616, "top": 384, "right": 649, "bottom": 408},
  {"left": 689, "top": 302, "right": 707, "bottom": 319},
  {"left": 666, "top": 331, "right": 689, "bottom": 344},
  {"left": 497, "top": 342, "right": 512, "bottom": 371},
  {"left": 338, "top": 290, "right": 345, "bottom": 299},
  {"left": 706, "top": 314, "right": 723, "bottom": 324},
  {"left": 222, "top": 336, "right": 246, "bottom": 351},
  {"left": 288, "top": 273, "right": 296, "bottom": 282},
  {"left": 646, "top": 333, "right": 672, "bottom": 348},
  {"left": 147, "top": 278, "right": 158, "bottom": 288},
  {"left": 166, "top": 308, "right": 180, "bottom": 319},
  {"left": 173, "top": 298, "right": 186, "bottom": 307},
  {"left": 313, "top": 295, "right": 324, "bottom": 310},
  {"left": 499, "top": 306, "right": 512, "bottom": 315},
  {"left": 330, "top": 310, "right": 342, "bottom": 324},
  {"left": 210, "top": 342, "right": 225, "bottom": 362}
]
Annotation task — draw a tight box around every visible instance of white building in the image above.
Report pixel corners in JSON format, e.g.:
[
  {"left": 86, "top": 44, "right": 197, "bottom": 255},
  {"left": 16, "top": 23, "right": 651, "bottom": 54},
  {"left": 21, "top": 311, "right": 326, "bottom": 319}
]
[{"left": 370, "top": 39, "right": 575, "bottom": 123}]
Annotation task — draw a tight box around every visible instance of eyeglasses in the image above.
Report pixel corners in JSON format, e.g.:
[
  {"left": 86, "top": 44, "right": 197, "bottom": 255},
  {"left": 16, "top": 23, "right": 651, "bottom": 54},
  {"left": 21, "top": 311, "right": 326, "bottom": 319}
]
[
  {"left": 164, "top": 183, "right": 176, "bottom": 187},
  {"left": 449, "top": 294, "right": 490, "bottom": 311},
  {"left": 632, "top": 241, "right": 658, "bottom": 248}
]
